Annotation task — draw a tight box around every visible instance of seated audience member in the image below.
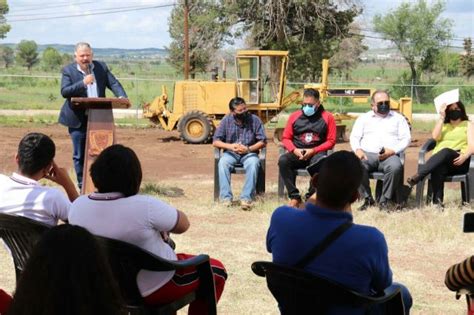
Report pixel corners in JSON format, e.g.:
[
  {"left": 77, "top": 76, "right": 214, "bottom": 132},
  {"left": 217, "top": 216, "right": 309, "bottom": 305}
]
[
  {"left": 407, "top": 98, "right": 473, "bottom": 206},
  {"left": 278, "top": 88, "right": 336, "bottom": 208},
  {"left": 0, "top": 132, "right": 78, "bottom": 225},
  {"left": 0, "top": 289, "right": 11, "bottom": 315},
  {"left": 213, "top": 97, "right": 267, "bottom": 210},
  {"left": 267, "top": 151, "right": 412, "bottom": 314},
  {"left": 445, "top": 256, "right": 474, "bottom": 292},
  {"left": 68, "top": 144, "right": 227, "bottom": 315},
  {"left": 350, "top": 90, "right": 411, "bottom": 210},
  {"left": 7, "top": 224, "right": 124, "bottom": 315}
]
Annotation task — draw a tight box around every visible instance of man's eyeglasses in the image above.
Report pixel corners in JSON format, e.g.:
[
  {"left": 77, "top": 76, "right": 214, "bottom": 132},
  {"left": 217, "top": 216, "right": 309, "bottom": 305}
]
[{"left": 376, "top": 101, "right": 390, "bottom": 106}]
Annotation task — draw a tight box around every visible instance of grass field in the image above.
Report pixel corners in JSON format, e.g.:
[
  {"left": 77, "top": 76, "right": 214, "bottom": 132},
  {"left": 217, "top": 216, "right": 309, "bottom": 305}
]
[
  {"left": 0, "top": 177, "right": 471, "bottom": 314},
  {"left": 1, "top": 60, "right": 473, "bottom": 114}
]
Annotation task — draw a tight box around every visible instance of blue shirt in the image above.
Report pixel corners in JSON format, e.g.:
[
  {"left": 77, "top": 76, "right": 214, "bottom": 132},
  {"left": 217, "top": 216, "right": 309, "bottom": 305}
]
[
  {"left": 213, "top": 113, "right": 266, "bottom": 148},
  {"left": 267, "top": 203, "right": 392, "bottom": 314}
]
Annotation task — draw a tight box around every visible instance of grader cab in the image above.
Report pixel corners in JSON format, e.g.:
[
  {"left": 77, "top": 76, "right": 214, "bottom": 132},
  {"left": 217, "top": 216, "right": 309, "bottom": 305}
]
[{"left": 143, "top": 50, "right": 289, "bottom": 144}]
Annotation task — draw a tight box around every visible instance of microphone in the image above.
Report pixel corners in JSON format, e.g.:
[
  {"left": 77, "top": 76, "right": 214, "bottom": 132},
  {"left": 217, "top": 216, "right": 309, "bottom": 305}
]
[{"left": 88, "top": 63, "right": 93, "bottom": 75}]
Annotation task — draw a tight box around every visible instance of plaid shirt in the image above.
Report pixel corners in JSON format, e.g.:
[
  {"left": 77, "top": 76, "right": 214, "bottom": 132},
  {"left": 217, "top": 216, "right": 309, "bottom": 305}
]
[{"left": 213, "top": 113, "right": 267, "bottom": 148}]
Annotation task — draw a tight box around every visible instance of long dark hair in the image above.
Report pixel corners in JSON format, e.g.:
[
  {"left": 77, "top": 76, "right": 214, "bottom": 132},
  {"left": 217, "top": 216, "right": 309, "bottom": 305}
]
[
  {"left": 8, "top": 225, "right": 124, "bottom": 315},
  {"left": 444, "top": 101, "right": 469, "bottom": 124}
]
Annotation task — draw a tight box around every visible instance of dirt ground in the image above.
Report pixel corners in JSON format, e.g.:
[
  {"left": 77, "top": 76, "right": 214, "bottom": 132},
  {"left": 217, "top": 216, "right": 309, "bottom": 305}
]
[
  {"left": 1, "top": 124, "right": 471, "bottom": 314},
  {"left": 0, "top": 124, "right": 431, "bottom": 183}
]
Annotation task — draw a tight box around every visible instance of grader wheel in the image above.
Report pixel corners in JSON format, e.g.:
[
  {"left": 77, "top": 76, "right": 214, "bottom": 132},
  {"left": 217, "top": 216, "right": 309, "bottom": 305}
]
[{"left": 178, "top": 110, "right": 214, "bottom": 144}]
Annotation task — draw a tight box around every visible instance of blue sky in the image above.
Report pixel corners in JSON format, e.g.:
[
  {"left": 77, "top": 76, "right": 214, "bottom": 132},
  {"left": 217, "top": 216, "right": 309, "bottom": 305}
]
[{"left": 1, "top": 0, "right": 473, "bottom": 50}]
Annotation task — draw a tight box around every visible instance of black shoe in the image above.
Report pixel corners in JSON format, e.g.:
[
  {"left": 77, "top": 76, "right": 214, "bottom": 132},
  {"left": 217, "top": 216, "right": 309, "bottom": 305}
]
[
  {"left": 407, "top": 174, "right": 421, "bottom": 188},
  {"left": 379, "top": 201, "right": 389, "bottom": 211},
  {"left": 358, "top": 197, "right": 375, "bottom": 211}
]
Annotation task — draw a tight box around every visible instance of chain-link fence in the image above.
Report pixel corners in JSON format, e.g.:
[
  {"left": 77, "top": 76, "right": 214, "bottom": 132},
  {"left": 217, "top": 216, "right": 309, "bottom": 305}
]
[{"left": 0, "top": 73, "right": 473, "bottom": 125}]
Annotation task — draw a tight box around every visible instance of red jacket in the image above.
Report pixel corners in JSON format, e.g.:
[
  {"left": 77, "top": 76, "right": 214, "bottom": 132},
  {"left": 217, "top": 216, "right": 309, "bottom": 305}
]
[{"left": 282, "top": 106, "right": 336, "bottom": 153}]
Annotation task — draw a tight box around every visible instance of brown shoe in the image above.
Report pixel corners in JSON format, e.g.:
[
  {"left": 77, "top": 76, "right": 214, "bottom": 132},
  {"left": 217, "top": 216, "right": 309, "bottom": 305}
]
[
  {"left": 288, "top": 198, "right": 302, "bottom": 208},
  {"left": 240, "top": 200, "right": 253, "bottom": 211}
]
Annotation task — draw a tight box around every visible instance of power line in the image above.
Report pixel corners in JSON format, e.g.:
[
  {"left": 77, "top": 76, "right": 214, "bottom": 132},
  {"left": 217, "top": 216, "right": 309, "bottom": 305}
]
[
  {"left": 7, "top": 1, "right": 96, "bottom": 12},
  {"left": 7, "top": 3, "right": 176, "bottom": 22},
  {"left": 7, "top": 3, "right": 171, "bottom": 17}
]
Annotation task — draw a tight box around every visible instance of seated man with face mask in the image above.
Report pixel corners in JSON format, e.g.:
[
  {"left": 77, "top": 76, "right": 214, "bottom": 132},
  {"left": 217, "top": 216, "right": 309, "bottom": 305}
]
[
  {"left": 278, "top": 88, "right": 336, "bottom": 208},
  {"left": 213, "top": 97, "right": 267, "bottom": 210},
  {"left": 350, "top": 90, "right": 411, "bottom": 211}
]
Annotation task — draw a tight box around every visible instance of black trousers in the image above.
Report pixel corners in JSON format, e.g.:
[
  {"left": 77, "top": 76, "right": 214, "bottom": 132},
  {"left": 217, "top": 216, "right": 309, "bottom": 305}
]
[
  {"left": 278, "top": 151, "right": 326, "bottom": 200},
  {"left": 418, "top": 148, "right": 471, "bottom": 203}
]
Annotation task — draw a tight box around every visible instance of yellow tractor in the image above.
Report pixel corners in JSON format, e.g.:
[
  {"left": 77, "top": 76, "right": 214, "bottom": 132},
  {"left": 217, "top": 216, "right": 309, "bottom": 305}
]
[{"left": 143, "top": 50, "right": 289, "bottom": 144}]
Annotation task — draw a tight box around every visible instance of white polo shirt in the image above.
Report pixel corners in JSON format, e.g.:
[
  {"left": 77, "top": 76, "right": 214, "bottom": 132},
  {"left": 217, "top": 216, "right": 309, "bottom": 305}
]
[
  {"left": 350, "top": 110, "right": 411, "bottom": 154},
  {"left": 0, "top": 173, "right": 71, "bottom": 226},
  {"left": 68, "top": 192, "right": 179, "bottom": 296}
]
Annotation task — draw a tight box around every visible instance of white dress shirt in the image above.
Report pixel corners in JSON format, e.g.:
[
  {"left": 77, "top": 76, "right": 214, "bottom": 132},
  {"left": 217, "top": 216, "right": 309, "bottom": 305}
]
[
  {"left": 350, "top": 110, "right": 411, "bottom": 154},
  {"left": 76, "top": 63, "right": 98, "bottom": 97}
]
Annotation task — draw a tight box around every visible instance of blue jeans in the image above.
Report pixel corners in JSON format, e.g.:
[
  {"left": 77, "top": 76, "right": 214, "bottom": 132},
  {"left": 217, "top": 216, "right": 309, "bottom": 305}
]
[
  {"left": 68, "top": 125, "right": 87, "bottom": 189},
  {"left": 218, "top": 151, "right": 260, "bottom": 201}
]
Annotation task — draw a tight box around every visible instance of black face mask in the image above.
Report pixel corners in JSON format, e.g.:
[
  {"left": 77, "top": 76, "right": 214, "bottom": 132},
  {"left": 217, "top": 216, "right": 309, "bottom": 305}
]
[
  {"left": 235, "top": 111, "right": 249, "bottom": 121},
  {"left": 448, "top": 109, "right": 462, "bottom": 121},
  {"left": 376, "top": 101, "right": 390, "bottom": 115}
]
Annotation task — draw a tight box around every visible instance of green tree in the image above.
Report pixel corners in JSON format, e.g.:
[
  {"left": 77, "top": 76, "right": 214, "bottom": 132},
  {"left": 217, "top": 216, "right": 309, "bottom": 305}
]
[
  {"left": 15, "top": 40, "right": 39, "bottom": 70},
  {"left": 460, "top": 38, "right": 474, "bottom": 79},
  {"left": 373, "top": 0, "right": 452, "bottom": 102},
  {"left": 0, "top": 45, "right": 14, "bottom": 68},
  {"left": 42, "top": 47, "right": 63, "bottom": 71},
  {"left": 167, "top": 0, "right": 231, "bottom": 78},
  {"left": 330, "top": 24, "right": 367, "bottom": 80},
  {"left": 0, "top": 0, "right": 10, "bottom": 39},
  {"left": 435, "top": 51, "right": 459, "bottom": 77},
  {"left": 228, "top": 0, "right": 360, "bottom": 81},
  {"left": 61, "top": 53, "right": 73, "bottom": 67}
]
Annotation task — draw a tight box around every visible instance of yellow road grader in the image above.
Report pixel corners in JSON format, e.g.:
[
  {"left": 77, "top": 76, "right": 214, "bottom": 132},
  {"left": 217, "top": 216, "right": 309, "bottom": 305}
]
[
  {"left": 143, "top": 51, "right": 412, "bottom": 144},
  {"left": 143, "top": 50, "right": 289, "bottom": 144}
]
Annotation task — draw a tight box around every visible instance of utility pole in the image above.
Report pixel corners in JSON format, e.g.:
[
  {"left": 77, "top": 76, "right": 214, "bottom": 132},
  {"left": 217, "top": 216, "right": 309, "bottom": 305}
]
[{"left": 184, "top": 0, "right": 190, "bottom": 80}]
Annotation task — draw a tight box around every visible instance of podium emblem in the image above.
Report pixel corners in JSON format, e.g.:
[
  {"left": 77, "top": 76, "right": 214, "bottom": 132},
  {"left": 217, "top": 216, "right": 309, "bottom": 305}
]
[{"left": 88, "top": 130, "right": 113, "bottom": 157}]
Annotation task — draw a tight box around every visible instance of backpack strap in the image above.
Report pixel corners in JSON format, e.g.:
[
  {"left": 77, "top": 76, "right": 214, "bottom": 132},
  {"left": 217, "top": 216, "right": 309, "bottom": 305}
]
[{"left": 294, "top": 221, "right": 353, "bottom": 269}]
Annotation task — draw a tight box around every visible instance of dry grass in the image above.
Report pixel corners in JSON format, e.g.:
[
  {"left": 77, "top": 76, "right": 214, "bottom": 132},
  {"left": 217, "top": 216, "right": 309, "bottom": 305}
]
[{"left": 0, "top": 178, "right": 472, "bottom": 314}]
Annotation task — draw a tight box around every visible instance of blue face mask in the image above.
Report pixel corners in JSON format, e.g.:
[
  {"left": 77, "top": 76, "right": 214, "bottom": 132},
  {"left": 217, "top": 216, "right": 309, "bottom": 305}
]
[{"left": 302, "top": 104, "right": 316, "bottom": 116}]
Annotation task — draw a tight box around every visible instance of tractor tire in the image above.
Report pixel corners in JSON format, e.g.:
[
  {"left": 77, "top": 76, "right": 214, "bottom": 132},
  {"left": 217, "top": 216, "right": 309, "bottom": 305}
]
[
  {"left": 178, "top": 111, "right": 214, "bottom": 144},
  {"left": 400, "top": 112, "right": 412, "bottom": 131}
]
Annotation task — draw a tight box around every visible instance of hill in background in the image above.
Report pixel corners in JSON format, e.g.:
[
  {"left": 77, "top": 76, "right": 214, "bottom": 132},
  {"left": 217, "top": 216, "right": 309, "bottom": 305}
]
[{"left": 0, "top": 43, "right": 167, "bottom": 59}]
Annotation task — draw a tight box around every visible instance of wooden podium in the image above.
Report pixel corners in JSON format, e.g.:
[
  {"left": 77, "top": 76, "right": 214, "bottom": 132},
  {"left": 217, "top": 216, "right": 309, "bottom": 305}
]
[{"left": 71, "top": 97, "right": 131, "bottom": 194}]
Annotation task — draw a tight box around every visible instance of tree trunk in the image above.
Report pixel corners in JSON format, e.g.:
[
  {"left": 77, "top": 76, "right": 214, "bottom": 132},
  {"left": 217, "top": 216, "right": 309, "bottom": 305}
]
[{"left": 410, "top": 64, "right": 419, "bottom": 103}]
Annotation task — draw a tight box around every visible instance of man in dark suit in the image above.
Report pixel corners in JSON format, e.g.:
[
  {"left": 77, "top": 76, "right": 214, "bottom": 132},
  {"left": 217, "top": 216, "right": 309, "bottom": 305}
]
[{"left": 59, "top": 42, "right": 127, "bottom": 189}]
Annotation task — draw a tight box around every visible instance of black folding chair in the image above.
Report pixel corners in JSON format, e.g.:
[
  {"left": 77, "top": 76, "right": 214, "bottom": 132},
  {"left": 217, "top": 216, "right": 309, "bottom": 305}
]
[
  {"left": 96, "top": 236, "right": 217, "bottom": 315},
  {"left": 0, "top": 213, "right": 50, "bottom": 281},
  {"left": 252, "top": 261, "right": 405, "bottom": 315},
  {"left": 415, "top": 139, "right": 474, "bottom": 207}
]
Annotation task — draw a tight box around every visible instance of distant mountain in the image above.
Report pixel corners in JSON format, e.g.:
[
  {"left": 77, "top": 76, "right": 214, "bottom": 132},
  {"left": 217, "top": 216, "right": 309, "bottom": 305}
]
[{"left": 0, "top": 43, "right": 167, "bottom": 59}]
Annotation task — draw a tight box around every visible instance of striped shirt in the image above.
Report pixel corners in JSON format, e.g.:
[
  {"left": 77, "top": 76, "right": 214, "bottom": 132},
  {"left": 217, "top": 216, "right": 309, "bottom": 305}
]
[{"left": 445, "top": 256, "right": 474, "bottom": 291}]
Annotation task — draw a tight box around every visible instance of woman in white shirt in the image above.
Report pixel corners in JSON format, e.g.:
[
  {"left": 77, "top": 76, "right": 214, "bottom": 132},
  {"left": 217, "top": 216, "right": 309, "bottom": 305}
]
[{"left": 68, "top": 144, "right": 227, "bottom": 315}]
